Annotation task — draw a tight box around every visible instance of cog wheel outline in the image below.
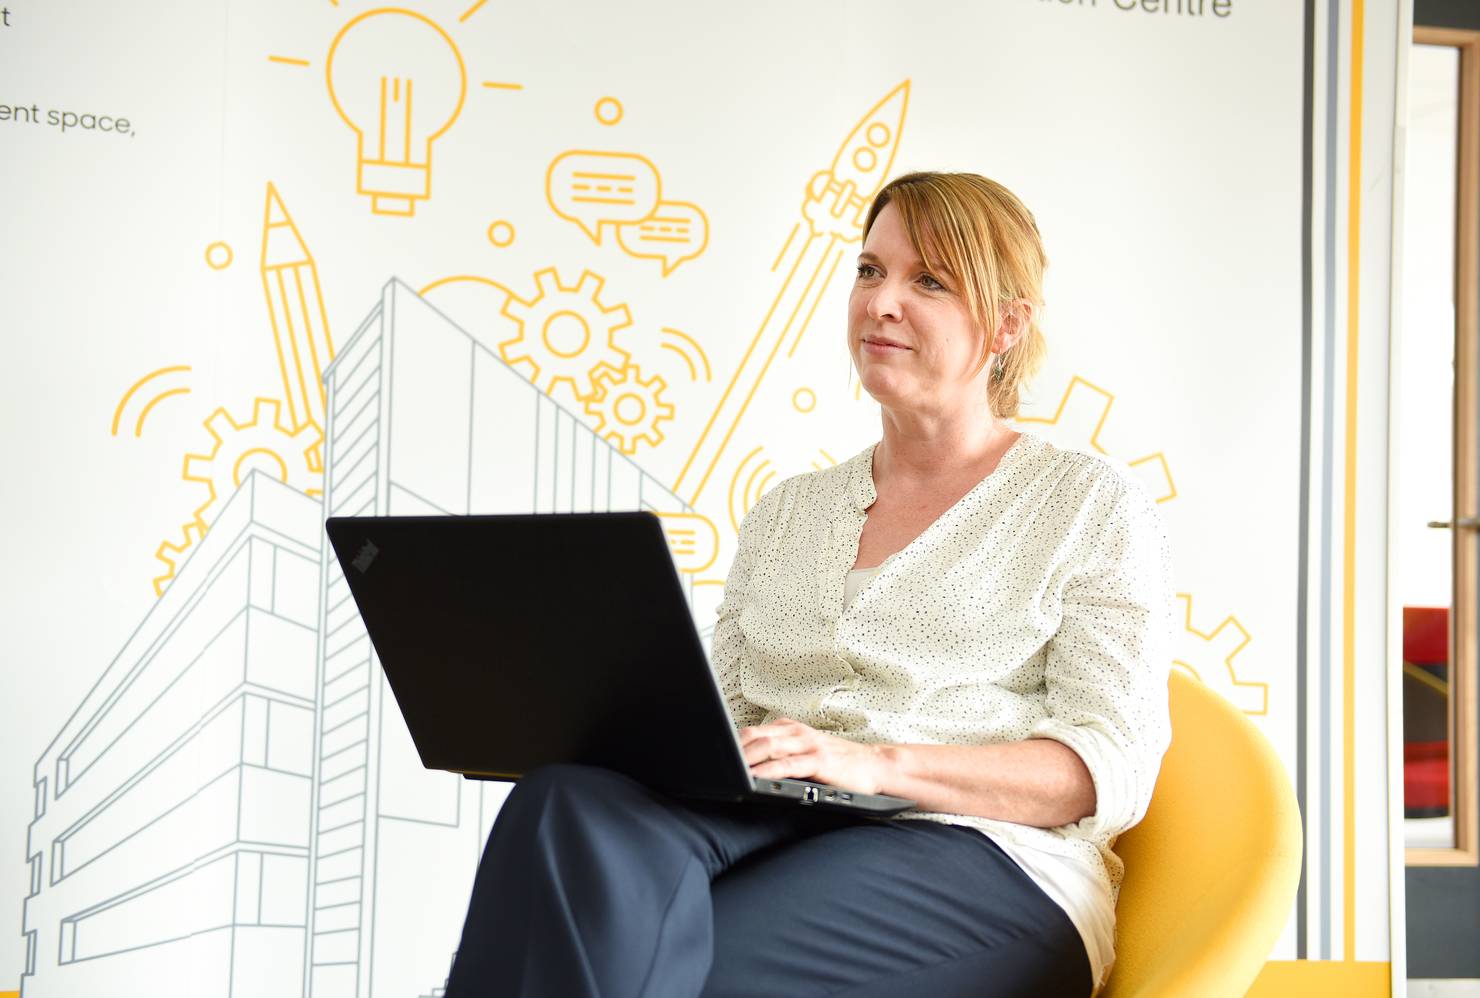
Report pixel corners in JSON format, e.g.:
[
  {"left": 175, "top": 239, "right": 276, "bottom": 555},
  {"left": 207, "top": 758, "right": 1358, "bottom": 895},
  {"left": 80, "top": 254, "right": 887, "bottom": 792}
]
[
  {"left": 1018, "top": 375, "right": 1177, "bottom": 503},
  {"left": 152, "top": 521, "right": 206, "bottom": 597},
  {"left": 499, "top": 267, "right": 633, "bottom": 402},
  {"left": 583, "top": 363, "right": 675, "bottom": 455},
  {"left": 1170, "top": 592, "right": 1269, "bottom": 716},
  {"left": 182, "top": 397, "right": 323, "bottom": 532}
]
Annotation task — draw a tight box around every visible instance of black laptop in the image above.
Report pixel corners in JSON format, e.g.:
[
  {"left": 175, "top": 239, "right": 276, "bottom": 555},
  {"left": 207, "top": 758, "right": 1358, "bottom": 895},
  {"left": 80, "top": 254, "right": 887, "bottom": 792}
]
[{"left": 325, "top": 512, "right": 915, "bottom": 817}]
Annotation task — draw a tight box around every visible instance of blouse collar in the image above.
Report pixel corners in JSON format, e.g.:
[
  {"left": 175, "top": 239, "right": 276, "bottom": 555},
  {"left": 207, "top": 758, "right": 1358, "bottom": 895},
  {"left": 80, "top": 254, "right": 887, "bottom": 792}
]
[
  {"left": 848, "top": 430, "right": 1037, "bottom": 515},
  {"left": 850, "top": 445, "right": 878, "bottom": 512}
]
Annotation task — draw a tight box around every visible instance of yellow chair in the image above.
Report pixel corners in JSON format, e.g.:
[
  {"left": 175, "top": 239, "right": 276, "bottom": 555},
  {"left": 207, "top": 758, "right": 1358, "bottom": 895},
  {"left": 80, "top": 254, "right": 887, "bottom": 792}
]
[{"left": 1101, "top": 671, "right": 1303, "bottom": 998}]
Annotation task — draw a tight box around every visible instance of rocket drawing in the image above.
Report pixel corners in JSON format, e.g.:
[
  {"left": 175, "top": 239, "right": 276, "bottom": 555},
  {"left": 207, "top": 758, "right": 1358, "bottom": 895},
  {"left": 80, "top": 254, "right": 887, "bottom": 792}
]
[{"left": 673, "top": 81, "right": 910, "bottom": 508}]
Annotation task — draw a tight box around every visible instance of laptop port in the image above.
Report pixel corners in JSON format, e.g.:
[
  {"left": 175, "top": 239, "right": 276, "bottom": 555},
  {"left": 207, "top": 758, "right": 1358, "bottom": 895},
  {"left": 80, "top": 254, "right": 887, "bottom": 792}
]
[
  {"left": 802, "top": 786, "right": 819, "bottom": 804},
  {"left": 824, "top": 790, "right": 837, "bottom": 801},
  {"left": 770, "top": 782, "right": 783, "bottom": 792},
  {"left": 839, "top": 792, "right": 853, "bottom": 802}
]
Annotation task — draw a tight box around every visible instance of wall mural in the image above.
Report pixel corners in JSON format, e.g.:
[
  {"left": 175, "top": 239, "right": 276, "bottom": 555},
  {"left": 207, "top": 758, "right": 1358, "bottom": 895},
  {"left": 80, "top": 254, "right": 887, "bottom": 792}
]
[{"left": 2, "top": 0, "right": 1386, "bottom": 995}]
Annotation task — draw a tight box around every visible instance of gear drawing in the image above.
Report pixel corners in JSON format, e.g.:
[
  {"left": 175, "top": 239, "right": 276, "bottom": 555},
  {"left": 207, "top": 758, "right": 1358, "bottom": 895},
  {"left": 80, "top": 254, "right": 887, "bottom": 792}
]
[
  {"left": 182, "top": 397, "right": 323, "bottom": 531},
  {"left": 499, "top": 267, "right": 632, "bottom": 402},
  {"left": 1018, "top": 375, "right": 1176, "bottom": 503},
  {"left": 583, "top": 364, "right": 675, "bottom": 454},
  {"left": 1171, "top": 592, "right": 1268, "bottom": 715},
  {"left": 152, "top": 521, "right": 207, "bottom": 597}
]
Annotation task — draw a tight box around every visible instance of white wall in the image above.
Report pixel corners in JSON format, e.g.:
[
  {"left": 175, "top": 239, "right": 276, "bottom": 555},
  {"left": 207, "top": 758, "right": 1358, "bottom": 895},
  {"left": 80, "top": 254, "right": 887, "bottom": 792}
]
[{"left": 0, "top": 0, "right": 1399, "bottom": 993}]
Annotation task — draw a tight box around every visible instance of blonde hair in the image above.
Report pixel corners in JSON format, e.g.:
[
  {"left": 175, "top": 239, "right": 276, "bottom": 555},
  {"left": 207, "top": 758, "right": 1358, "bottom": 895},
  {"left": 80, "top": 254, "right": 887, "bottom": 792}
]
[{"left": 862, "top": 172, "right": 1048, "bottom": 419}]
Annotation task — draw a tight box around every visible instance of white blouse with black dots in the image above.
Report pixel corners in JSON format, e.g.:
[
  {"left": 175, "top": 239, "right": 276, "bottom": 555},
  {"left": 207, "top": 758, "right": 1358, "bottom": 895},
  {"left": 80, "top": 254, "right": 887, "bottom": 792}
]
[{"left": 711, "top": 430, "right": 1176, "bottom": 990}]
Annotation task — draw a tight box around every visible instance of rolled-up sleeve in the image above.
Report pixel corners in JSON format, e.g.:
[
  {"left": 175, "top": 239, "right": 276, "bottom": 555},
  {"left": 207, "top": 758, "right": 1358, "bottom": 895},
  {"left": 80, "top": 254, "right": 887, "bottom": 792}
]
[
  {"left": 1031, "top": 476, "right": 1175, "bottom": 839},
  {"left": 710, "top": 496, "right": 772, "bottom": 731}
]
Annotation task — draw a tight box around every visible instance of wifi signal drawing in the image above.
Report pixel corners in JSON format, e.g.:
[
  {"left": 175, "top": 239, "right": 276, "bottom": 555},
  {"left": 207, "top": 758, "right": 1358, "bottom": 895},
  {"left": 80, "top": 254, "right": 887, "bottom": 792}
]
[
  {"left": 727, "top": 446, "right": 839, "bottom": 534},
  {"left": 659, "top": 327, "right": 712, "bottom": 383},
  {"left": 727, "top": 445, "right": 777, "bottom": 534},
  {"left": 112, "top": 365, "right": 193, "bottom": 437}
]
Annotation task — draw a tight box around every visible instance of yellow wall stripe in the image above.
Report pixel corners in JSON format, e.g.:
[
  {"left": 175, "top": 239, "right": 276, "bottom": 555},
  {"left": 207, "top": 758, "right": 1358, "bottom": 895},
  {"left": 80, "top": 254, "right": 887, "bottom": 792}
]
[{"left": 1343, "top": 0, "right": 1365, "bottom": 965}]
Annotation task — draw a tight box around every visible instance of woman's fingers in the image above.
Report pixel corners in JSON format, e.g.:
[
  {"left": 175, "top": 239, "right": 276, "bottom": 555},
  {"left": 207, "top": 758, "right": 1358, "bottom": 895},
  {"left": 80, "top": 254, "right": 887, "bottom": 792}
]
[
  {"left": 738, "top": 726, "right": 886, "bottom": 796},
  {"left": 739, "top": 719, "right": 811, "bottom": 749},
  {"left": 750, "top": 751, "right": 823, "bottom": 782},
  {"left": 741, "top": 730, "right": 817, "bottom": 766}
]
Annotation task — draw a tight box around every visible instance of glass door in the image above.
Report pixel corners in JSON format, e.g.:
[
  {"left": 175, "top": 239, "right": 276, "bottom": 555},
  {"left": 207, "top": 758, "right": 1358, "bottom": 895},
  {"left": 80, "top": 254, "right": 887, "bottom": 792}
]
[{"left": 1402, "top": 33, "right": 1478, "bottom": 865}]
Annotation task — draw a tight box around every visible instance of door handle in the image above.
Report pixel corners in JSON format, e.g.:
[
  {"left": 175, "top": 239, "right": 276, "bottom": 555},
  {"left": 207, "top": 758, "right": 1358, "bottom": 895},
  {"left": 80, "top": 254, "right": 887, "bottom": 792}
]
[{"left": 1427, "top": 517, "right": 1480, "bottom": 529}]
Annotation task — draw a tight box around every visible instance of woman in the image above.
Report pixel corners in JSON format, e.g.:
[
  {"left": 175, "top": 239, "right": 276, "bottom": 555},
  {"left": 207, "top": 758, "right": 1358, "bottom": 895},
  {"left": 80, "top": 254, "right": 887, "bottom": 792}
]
[{"left": 446, "top": 172, "right": 1174, "bottom": 997}]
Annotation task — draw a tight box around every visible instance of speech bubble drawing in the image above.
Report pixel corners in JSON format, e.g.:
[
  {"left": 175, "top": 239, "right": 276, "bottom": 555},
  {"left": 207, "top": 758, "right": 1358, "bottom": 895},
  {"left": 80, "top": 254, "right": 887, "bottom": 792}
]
[
  {"left": 616, "top": 201, "right": 710, "bottom": 276},
  {"left": 546, "top": 150, "right": 661, "bottom": 244},
  {"left": 654, "top": 511, "right": 720, "bottom": 575}
]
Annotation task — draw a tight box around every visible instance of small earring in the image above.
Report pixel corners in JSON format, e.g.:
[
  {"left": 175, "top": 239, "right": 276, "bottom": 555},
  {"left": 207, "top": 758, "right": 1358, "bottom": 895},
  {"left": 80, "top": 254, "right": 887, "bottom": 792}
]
[{"left": 992, "top": 355, "right": 1005, "bottom": 380}]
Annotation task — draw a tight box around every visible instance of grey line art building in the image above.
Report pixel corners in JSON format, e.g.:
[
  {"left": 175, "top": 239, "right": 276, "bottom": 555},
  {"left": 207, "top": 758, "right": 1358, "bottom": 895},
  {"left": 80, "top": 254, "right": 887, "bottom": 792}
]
[
  {"left": 23, "top": 279, "right": 695, "bottom": 998},
  {"left": 307, "top": 280, "right": 695, "bottom": 998},
  {"left": 22, "top": 474, "right": 323, "bottom": 998}
]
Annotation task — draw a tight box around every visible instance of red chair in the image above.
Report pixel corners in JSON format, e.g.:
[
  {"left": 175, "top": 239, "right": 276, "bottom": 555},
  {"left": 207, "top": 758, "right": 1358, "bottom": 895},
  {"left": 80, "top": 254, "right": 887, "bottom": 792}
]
[
  {"left": 1402, "top": 606, "right": 1450, "bottom": 815},
  {"left": 1404, "top": 605, "right": 1448, "bottom": 665},
  {"left": 1405, "top": 740, "right": 1450, "bottom": 813}
]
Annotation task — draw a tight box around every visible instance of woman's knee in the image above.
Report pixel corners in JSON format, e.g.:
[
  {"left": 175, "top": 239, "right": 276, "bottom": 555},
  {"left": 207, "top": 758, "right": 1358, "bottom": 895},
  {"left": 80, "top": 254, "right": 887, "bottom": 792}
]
[
  {"left": 501, "top": 763, "right": 644, "bottom": 821},
  {"left": 517, "top": 762, "right": 633, "bottom": 795}
]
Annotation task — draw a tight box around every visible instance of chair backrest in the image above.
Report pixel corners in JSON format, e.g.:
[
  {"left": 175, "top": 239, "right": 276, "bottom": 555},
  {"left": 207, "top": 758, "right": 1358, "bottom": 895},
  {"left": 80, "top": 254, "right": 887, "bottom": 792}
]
[{"left": 1101, "top": 670, "right": 1302, "bottom": 998}]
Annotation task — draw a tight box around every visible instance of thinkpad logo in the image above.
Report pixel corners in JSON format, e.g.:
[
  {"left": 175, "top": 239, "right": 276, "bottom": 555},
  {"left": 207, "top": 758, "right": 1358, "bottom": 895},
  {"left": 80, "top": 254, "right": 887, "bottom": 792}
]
[{"left": 352, "top": 540, "right": 379, "bottom": 573}]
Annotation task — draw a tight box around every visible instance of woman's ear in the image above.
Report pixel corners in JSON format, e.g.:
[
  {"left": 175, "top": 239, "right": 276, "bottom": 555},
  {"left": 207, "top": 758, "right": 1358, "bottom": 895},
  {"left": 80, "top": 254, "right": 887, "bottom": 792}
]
[{"left": 993, "top": 300, "right": 1035, "bottom": 355}]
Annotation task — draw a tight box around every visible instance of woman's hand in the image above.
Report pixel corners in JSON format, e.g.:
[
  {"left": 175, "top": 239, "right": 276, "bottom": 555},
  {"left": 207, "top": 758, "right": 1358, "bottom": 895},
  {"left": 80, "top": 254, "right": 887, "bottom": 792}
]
[{"left": 739, "top": 718, "right": 891, "bottom": 795}]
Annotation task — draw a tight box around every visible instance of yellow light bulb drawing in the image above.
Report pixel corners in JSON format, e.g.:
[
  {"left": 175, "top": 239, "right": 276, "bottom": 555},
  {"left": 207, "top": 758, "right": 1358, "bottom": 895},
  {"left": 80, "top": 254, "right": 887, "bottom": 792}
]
[{"left": 326, "top": 8, "right": 467, "bottom": 217}]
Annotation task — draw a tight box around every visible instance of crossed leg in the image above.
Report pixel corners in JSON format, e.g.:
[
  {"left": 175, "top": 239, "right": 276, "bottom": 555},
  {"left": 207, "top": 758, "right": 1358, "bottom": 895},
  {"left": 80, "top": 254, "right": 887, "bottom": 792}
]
[{"left": 445, "top": 764, "right": 1089, "bottom": 998}]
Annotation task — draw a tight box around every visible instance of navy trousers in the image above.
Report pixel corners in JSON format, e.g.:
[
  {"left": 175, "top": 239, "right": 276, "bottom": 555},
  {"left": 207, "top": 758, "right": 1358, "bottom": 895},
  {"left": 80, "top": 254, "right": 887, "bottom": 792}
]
[{"left": 445, "top": 764, "right": 1092, "bottom": 998}]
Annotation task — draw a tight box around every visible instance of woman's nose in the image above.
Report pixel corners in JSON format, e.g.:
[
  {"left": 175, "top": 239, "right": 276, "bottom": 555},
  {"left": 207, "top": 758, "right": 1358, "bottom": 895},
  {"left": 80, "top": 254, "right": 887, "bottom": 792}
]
[{"left": 866, "top": 282, "right": 902, "bottom": 321}]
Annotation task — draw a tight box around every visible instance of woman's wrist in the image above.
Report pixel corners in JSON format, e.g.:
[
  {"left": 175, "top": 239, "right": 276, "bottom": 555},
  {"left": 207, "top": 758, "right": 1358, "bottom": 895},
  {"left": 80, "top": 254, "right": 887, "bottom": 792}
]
[{"left": 872, "top": 742, "right": 909, "bottom": 798}]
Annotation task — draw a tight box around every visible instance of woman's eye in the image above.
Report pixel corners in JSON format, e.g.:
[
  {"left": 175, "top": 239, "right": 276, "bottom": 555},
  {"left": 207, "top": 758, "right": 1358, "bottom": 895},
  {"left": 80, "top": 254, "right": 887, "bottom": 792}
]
[
  {"left": 856, "top": 263, "right": 879, "bottom": 279},
  {"left": 918, "top": 273, "right": 945, "bottom": 291}
]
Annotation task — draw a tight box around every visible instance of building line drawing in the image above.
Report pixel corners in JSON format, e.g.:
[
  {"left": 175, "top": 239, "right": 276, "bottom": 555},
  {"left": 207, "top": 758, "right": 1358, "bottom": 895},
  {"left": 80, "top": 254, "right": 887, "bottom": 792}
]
[
  {"left": 24, "top": 473, "right": 323, "bottom": 998},
  {"left": 32, "top": 277, "right": 696, "bottom": 998},
  {"left": 303, "top": 278, "right": 696, "bottom": 998}
]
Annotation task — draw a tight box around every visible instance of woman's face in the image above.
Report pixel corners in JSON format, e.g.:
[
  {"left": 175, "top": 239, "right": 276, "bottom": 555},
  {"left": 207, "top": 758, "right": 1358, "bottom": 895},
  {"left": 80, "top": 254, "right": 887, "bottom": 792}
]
[{"left": 847, "top": 202, "right": 992, "bottom": 419}]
